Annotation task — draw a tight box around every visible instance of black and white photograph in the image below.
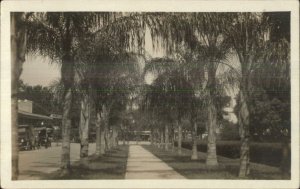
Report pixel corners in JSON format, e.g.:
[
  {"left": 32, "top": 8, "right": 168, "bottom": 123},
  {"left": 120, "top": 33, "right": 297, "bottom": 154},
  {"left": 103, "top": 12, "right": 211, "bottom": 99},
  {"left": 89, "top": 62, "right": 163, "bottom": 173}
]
[{"left": 1, "top": 0, "right": 299, "bottom": 188}]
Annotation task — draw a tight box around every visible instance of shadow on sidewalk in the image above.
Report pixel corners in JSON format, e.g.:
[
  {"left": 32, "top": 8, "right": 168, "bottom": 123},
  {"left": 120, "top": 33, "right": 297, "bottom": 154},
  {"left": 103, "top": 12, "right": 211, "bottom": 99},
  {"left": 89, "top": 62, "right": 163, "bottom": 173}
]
[
  {"left": 143, "top": 145, "right": 287, "bottom": 180},
  {"left": 19, "top": 145, "right": 129, "bottom": 180}
]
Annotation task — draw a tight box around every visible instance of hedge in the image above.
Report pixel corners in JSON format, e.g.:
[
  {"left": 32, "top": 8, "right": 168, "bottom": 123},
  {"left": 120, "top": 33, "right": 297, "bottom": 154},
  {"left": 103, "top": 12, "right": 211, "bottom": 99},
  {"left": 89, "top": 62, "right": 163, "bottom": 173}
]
[{"left": 176, "top": 140, "right": 290, "bottom": 168}]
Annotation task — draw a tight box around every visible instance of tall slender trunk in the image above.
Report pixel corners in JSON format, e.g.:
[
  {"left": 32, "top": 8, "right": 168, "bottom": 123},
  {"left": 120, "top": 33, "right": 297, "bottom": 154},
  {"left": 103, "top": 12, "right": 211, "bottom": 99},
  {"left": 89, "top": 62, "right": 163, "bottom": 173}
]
[
  {"left": 206, "top": 65, "right": 218, "bottom": 167},
  {"left": 238, "top": 90, "right": 250, "bottom": 177},
  {"left": 104, "top": 125, "right": 110, "bottom": 151},
  {"left": 110, "top": 126, "right": 115, "bottom": 148},
  {"left": 177, "top": 121, "right": 182, "bottom": 155},
  {"left": 160, "top": 129, "right": 164, "bottom": 148},
  {"left": 191, "top": 121, "right": 198, "bottom": 160},
  {"left": 122, "top": 127, "right": 126, "bottom": 145},
  {"left": 61, "top": 87, "right": 73, "bottom": 173},
  {"left": 206, "top": 102, "right": 218, "bottom": 166},
  {"left": 150, "top": 128, "right": 154, "bottom": 145},
  {"left": 111, "top": 126, "right": 118, "bottom": 147},
  {"left": 101, "top": 105, "right": 109, "bottom": 153},
  {"left": 60, "top": 16, "right": 74, "bottom": 175},
  {"left": 11, "top": 13, "right": 26, "bottom": 180},
  {"left": 156, "top": 129, "right": 160, "bottom": 148},
  {"left": 100, "top": 126, "right": 106, "bottom": 155},
  {"left": 95, "top": 112, "right": 102, "bottom": 156},
  {"left": 164, "top": 125, "right": 169, "bottom": 150},
  {"left": 115, "top": 129, "right": 119, "bottom": 146},
  {"left": 155, "top": 129, "right": 159, "bottom": 147},
  {"left": 172, "top": 126, "right": 175, "bottom": 152},
  {"left": 79, "top": 94, "right": 90, "bottom": 158}
]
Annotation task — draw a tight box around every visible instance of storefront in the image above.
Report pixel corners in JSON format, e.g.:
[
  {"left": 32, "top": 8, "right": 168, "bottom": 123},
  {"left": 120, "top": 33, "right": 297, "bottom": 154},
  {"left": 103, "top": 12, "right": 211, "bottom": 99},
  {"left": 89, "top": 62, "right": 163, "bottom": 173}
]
[{"left": 18, "top": 100, "right": 53, "bottom": 150}]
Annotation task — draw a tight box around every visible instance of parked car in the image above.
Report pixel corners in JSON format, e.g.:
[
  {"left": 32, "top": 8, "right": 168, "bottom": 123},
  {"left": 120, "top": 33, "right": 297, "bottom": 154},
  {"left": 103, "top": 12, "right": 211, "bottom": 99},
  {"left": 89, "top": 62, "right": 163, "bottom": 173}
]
[
  {"left": 18, "top": 131, "right": 32, "bottom": 151},
  {"left": 38, "top": 129, "right": 51, "bottom": 148}
]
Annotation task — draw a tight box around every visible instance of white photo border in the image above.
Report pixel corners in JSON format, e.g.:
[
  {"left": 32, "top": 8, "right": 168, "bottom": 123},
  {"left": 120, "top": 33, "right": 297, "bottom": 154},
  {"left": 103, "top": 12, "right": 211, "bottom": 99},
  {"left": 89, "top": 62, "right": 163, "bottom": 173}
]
[{"left": 1, "top": 0, "right": 299, "bottom": 188}]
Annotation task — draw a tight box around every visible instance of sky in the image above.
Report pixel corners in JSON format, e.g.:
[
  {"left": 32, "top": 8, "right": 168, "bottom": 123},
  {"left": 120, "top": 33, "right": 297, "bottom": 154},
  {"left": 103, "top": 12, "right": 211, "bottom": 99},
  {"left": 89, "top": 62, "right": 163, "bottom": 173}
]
[{"left": 21, "top": 55, "right": 60, "bottom": 86}]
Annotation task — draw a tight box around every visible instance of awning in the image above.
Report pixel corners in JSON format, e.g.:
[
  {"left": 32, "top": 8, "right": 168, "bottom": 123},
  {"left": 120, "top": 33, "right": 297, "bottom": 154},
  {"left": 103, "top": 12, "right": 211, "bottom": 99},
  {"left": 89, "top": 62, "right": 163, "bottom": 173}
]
[{"left": 18, "top": 110, "right": 53, "bottom": 120}]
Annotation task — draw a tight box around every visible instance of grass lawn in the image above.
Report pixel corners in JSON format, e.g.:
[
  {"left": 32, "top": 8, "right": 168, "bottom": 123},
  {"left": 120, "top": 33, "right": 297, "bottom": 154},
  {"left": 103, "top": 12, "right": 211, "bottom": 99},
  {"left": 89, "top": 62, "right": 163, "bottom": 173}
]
[
  {"left": 143, "top": 145, "right": 288, "bottom": 180},
  {"left": 46, "top": 145, "right": 129, "bottom": 179}
]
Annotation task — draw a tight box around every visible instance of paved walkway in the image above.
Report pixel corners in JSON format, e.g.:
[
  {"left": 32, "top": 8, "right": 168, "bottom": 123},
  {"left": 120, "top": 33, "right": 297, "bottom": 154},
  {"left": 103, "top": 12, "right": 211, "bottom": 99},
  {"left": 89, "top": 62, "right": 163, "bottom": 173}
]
[
  {"left": 125, "top": 145, "right": 185, "bottom": 179},
  {"left": 18, "top": 143, "right": 96, "bottom": 180}
]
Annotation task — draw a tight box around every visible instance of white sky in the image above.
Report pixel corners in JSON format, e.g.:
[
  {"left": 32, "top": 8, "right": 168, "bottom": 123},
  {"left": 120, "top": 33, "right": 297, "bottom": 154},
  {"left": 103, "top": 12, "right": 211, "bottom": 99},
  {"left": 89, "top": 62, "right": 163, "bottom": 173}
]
[{"left": 21, "top": 55, "right": 60, "bottom": 86}]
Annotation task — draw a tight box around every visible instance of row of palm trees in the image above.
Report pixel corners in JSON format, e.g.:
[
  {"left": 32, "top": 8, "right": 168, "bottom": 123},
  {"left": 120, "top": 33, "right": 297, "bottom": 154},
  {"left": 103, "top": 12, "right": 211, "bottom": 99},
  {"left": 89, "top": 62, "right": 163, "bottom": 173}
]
[
  {"left": 11, "top": 12, "right": 289, "bottom": 179},
  {"left": 142, "top": 13, "right": 289, "bottom": 177}
]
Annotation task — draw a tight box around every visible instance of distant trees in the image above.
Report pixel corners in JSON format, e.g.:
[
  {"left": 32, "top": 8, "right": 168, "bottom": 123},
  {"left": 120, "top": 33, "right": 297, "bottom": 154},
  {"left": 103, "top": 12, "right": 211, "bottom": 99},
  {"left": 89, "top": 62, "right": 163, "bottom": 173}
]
[{"left": 18, "top": 80, "right": 55, "bottom": 115}]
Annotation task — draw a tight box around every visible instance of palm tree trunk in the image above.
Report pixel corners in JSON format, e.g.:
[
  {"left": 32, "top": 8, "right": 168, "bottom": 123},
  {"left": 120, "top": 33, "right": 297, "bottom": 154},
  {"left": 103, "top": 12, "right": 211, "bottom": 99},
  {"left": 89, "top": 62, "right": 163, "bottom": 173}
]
[
  {"left": 150, "top": 128, "right": 154, "bottom": 145},
  {"left": 160, "top": 129, "right": 164, "bottom": 149},
  {"left": 238, "top": 90, "right": 250, "bottom": 177},
  {"left": 191, "top": 121, "right": 198, "bottom": 160},
  {"left": 100, "top": 126, "right": 106, "bottom": 154},
  {"left": 61, "top": 87, "right": 73, "bottom": 174},
  {"left": 11, "top": 13, "right": 26, "bottom": 180},
  {"left": 206, "top": 102, "right": 218, "bottom": 167},
  {"left": 172, "top": 126, "right": 175, "bottom": 152},
  {"left": 177, "top": 121, "right": 182, "bottom": 155},
  {"left": 111, "top": 126, "right": 118, "bottom": 147},
  {"left": 104, "top": 125, "right": 110, "bottom": 151},
  {"left": 79, "top": 94, "right": 90, "bottom": 158},
  {"left": 164, "top": 125, "right": 169, "bottom": 150},
  {"left": 156, "top": 129, "right": 159, "bottom": 148},
  {"left": 205, "top": 64, "right": 219, "bottom": 167},
  {"left": 95, "top": 112, "right": 101, "bottom": 156},
  {"left": 60, "top": 16, "right": 74, "bottom": 175},
  {"left": 122, "top": 128, "right": 126, "bottom": 145}
]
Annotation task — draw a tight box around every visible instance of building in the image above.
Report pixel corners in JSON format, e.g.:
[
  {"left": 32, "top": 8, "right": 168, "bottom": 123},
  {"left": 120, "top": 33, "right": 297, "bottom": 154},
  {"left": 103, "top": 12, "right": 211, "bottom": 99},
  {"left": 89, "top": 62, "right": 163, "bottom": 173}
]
[
  {"left": 18, "top": 99, "right": 54, "bottom": 144},
  {"left": 18, "top": 99, "right": 53, "bottom": 127}
]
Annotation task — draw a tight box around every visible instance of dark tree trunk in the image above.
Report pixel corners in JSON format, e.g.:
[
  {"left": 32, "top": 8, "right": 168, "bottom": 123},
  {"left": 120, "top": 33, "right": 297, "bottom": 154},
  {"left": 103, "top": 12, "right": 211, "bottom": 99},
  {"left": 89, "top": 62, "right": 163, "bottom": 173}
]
[
  {"left": 150, "top": 128, "right": 154, "bottom": 145},
  {"left": 11, "top": 13, "right": 26, "bottom": 180},
  {"left": 104, "top": 125, "right": 110, "bottom": 151},
  {"left": 122, "top": 128, "right": 126, "bottom": 145},
  {"left": 172, "top": 126, "right": 175, "bottom": 152},
  {"left": 160, "top": 129, "right": 164, "bottom": 148},
  {"left": 60, "top": 16, "right": 74, "bottom": 176},
  {"left": 79, "top": 94, "right": 90, "bottom": 159},
  {"left": 177, "top": 121, "right": 182, "bottom": 155},
  {"left": 60, "top": 87, "right": 73, "bottom": 174},
  {"left": 206, "top": 66, "right": 218, "bottom": 167},
  {"left": 100, "top": 126, "right": 106, "bottom": 155},
  {"left": 238, "top": 90, "right": 250, "bottom": 177},
  {"left": 95, "top": 112, "right": 101, "bottom": 156},
  {"left": 164, "top": 125, "right": 169, "bottom": 150},
  {"left": 191, "top": 121, "right": 198, "bottom": 160},
  {"left": 206, "top": 102, "right": 218, "bottom": 166}
]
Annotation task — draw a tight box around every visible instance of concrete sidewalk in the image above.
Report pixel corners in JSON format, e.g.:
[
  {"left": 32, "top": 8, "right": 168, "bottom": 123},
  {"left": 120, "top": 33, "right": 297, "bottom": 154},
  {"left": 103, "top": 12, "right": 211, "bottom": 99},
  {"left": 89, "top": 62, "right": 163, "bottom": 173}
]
[
  {"left": 125, "top": 145, "right": 185, "bottom": 179},
  {"left": 18, "top": 143, "right": 96, "bottom": 180}
]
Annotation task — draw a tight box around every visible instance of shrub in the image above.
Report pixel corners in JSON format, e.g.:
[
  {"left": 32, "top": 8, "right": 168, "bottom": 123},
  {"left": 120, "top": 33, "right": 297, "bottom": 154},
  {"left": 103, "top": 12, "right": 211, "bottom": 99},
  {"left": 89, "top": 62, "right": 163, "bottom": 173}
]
[{"left": 178, "top": 140, "right": 290, "bottom": 168}]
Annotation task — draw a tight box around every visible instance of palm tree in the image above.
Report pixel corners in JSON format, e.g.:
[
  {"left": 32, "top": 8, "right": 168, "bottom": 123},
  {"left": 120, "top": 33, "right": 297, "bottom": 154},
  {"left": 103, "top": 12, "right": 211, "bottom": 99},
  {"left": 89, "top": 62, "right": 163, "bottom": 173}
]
[
  {"left": 26, "top": 12, "right": 147, "bottom": 174},
  {"left": 11, "top": 12, "right": 27, "bottom": 180},
  {"left": 220, "top": 12, "right": 290, "bottom": 177},
  {"left": 26, "top": 12, "right": 98, "bottom": 175},
  {"left": 144, "top": 57, "right": 195, "bottom": 154}
]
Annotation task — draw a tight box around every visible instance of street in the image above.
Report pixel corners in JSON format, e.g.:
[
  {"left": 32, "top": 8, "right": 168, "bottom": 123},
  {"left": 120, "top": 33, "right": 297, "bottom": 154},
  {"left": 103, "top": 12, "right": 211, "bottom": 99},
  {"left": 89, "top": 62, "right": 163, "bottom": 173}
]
[{"left": 18, "top": 143, "right": 96, "bottom": 180}]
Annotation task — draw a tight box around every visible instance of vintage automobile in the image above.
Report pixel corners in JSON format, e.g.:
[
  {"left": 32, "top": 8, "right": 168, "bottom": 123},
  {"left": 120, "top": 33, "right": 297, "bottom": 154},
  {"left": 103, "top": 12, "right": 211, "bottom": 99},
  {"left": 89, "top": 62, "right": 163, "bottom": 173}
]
[
  {"left": 18, "top": 125, "right": 33, "bottom": 151},
  {"left": 38, "top": 128, "right": 52, "bottom": 148}
]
